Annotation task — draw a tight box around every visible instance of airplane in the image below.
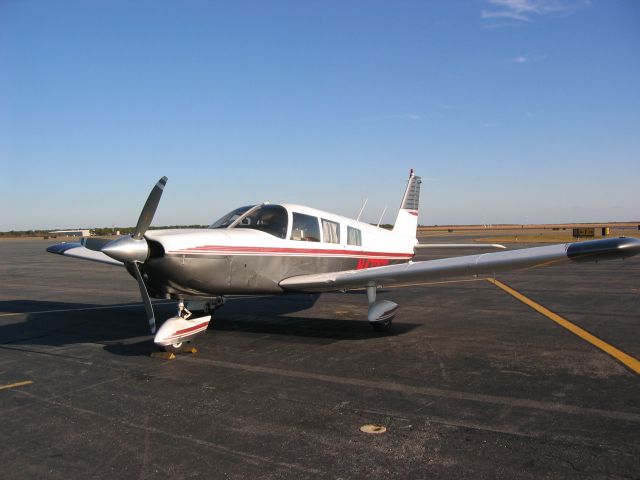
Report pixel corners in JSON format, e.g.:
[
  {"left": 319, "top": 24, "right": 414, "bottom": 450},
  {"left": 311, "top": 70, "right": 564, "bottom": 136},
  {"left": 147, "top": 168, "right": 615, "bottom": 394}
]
[{"left": 47, "top": 171, "right": 640, "bottom": 353}]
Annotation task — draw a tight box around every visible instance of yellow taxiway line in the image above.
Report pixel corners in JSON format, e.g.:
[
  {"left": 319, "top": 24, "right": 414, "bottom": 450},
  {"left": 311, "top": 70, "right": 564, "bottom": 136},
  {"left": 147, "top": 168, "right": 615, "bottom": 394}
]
[
  {"left": 487, "top": 278, "right": 640, "bottom": 375},
  {"left": 0, "top": 380, "right": 33, "bottom": 391}
]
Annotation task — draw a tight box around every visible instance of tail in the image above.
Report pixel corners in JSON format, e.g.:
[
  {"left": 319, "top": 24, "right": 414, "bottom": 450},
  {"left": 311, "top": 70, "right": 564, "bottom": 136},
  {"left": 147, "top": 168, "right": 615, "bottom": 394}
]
[{"left": 392, "top": 169, "right": 421, "bottom": 237}]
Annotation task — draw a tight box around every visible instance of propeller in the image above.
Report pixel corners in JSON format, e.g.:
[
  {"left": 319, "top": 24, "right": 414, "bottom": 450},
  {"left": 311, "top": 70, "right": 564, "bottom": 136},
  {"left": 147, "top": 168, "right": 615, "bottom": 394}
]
[{"left": 101, "top": 176, "right": 168, "bottom": 334}]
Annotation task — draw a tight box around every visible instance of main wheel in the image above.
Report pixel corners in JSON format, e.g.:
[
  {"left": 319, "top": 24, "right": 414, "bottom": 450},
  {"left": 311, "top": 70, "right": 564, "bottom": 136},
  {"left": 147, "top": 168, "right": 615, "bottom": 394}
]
[{"left": 371, "top": 318, "right": 393, "bottom": 332}]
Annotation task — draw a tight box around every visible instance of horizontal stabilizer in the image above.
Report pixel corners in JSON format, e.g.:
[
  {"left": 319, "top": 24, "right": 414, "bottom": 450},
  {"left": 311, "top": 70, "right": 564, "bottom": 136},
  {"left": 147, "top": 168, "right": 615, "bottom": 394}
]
[
  {"left": 280, "top": 237, "right": 640, "bottom": 292},
  {"left": 47, "top": 242, "right": 124, "bottom": 267}
]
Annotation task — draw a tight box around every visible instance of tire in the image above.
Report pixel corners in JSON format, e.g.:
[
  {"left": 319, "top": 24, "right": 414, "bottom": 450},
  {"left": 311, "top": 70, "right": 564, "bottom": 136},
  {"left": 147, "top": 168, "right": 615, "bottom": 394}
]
[
  {"left": 164, "top": 342, "right": 184, "bottom": 353},
  {"left": 371, "top": 318, "right": 392, "bottom": 332}
]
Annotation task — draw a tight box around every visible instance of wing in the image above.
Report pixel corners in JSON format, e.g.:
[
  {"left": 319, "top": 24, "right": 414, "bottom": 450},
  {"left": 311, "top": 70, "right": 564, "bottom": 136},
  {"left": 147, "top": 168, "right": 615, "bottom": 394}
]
[
  {"left": 414, "top": 243, "right": 506, "bottom": 250},
  {"left": 47, "top": 242, "right": 124, "bottom": 267},
  {"left": 280, "top": 237, "right": 640, "bottom": 292}
]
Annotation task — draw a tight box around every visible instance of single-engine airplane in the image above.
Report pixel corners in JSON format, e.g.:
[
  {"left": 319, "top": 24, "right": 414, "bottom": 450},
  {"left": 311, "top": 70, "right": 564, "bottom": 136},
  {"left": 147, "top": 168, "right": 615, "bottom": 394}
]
[{"left": 48, "top": 171, "right": 640, "bottom": 352}]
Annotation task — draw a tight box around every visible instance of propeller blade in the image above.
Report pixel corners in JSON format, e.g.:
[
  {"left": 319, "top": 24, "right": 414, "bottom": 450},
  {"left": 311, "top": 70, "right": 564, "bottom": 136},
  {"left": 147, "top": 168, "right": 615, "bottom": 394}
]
[
  {"left": 131, "top": 261, "right": 156, "bottom": 334},
  {"left": 133, "top": 176, "right": 168, "bottom": 240}
]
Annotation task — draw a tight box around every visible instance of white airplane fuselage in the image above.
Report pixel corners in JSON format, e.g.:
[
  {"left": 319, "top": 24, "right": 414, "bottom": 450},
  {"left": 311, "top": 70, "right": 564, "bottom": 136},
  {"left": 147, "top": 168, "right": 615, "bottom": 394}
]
[{"left": 142, "top": 203, "right": 417, "bottom": 299}]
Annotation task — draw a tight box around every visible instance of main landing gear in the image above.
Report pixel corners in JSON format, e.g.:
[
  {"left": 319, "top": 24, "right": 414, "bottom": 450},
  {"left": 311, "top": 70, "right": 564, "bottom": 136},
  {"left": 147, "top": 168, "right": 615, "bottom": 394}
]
[
  {"left": 367, "top": 284, "right": 398, "bottom": 333},
  {"left": 153, "top": 300, "right": 212, "bottom": 353}
]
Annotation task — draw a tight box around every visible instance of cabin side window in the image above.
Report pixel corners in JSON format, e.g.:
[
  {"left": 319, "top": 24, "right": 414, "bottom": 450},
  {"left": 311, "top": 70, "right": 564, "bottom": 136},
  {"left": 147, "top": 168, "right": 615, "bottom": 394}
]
[
  {"left": 321, "top": 219, "right": 340, "bottom": 244},
  {"left": 291, "top": 213, "right": 320, "bottom": 242},
  {"left": 347, "top": 226, "right": 362, "bottom": 246}
]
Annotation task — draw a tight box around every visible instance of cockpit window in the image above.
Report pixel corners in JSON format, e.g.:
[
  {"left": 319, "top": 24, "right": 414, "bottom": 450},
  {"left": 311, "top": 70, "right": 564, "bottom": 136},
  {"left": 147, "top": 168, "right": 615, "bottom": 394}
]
[
  {"left": 233, "top": 204, "right": 288, "bottom": 239},
  {"left": 210, "top": 205, "right": 255, "bottom": 229}
]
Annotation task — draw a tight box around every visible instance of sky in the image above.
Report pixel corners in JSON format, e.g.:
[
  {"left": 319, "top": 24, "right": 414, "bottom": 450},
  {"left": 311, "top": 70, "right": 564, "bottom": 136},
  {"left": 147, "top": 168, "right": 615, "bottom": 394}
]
[{"left": 1, "top": 0, "right": 639, "bottom": 230}]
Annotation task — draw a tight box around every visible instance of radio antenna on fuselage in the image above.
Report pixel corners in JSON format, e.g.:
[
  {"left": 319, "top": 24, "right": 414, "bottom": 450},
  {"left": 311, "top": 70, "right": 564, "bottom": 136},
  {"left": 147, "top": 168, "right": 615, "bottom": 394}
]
[
  {"left": 356, "top": 198, "right": 368, "bottom": 222},
  {"left": 376, "top": 205, "right": 388, "bottom": 227}
]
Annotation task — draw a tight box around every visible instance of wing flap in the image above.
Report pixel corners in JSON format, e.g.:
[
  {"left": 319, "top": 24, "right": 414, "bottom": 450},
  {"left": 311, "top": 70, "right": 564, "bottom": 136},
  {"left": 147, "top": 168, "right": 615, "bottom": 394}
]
[
  {"left": 280, "top": 237, "right": 640, "bottom": 292},
  {"left": 47, "top": 242, "right": 124, "bottom": 267}
]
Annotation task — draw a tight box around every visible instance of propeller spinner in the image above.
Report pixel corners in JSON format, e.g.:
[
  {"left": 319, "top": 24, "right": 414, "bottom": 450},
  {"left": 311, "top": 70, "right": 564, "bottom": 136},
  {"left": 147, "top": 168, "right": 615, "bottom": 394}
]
[{"left": 101, "top": 176, "right": 168, "bottom": 334}]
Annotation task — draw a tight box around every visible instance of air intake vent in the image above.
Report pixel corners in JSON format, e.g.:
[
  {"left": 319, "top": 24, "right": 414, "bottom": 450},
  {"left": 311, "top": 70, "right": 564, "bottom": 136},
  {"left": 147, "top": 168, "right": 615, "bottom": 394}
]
[{"left": 147, "top": 240, "right": 165, "bottom": 259}]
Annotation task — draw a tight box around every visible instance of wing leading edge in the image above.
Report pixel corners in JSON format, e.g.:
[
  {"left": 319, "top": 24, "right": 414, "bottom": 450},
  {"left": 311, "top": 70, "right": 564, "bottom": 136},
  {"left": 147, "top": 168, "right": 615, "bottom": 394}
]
[
  {"left": 280, "top": 237, "right": 640, "bottom": 292},
  {"left": 47, "top": 242, "right": 124, "bottom": 267},
  {"left": 414, "top": 243, "right": 506, "bottom": 250}
]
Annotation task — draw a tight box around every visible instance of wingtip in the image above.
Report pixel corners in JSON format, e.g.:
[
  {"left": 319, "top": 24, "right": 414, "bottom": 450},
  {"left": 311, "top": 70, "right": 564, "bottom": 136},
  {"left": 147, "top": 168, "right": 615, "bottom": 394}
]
[{"left": 567, "top": 237, "right": 640, "bottom": 262}]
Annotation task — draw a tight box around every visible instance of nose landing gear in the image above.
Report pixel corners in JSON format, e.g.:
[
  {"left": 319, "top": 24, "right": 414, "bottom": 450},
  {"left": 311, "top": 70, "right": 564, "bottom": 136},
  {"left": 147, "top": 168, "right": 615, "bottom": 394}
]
[
  {"left": 153, "top": 301, "right": 211, "bottom": 353},
  {"left": 186, "top": 296, "right": 226, "bottom": 315}
]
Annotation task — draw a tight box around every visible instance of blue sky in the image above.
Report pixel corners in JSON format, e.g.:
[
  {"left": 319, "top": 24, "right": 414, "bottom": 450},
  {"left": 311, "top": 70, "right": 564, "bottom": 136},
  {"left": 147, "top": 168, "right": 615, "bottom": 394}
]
[{"left": 1, "top": 0, "right": 638, "bottom": 230}]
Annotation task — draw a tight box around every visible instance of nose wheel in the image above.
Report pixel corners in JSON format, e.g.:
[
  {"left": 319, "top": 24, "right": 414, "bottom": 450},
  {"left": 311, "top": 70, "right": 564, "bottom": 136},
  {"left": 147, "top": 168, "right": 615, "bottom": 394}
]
[
  {"left": 164, "top": 301, "right": 191, "bottom": 353},
  {"left": 164, "top": 341, "right": 185, "bottom": 353}
]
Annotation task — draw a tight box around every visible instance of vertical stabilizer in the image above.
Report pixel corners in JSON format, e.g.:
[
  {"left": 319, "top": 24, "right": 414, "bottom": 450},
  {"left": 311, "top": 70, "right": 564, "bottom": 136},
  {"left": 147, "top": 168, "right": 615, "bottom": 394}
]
[{"left": 392, "top": 170, "right": 421, "bottom": 237}]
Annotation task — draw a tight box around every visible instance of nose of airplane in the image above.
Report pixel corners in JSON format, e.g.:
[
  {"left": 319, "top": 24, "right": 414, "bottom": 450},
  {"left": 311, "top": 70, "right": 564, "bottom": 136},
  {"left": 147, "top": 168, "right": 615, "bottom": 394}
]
[{"left": 101, "top": 235, "right": 150, "bottom": 263}]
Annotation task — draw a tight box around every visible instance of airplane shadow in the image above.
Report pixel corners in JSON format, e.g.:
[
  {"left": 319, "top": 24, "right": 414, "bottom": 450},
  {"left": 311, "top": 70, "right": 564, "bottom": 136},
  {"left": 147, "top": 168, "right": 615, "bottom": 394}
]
[{"left": 0, "top": 294, "right": 420, "bottom": 357}]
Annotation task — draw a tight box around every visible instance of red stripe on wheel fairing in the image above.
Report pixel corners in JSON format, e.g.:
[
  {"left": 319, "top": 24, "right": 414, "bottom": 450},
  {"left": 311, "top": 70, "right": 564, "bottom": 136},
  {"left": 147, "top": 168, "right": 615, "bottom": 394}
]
[
  {"left": 164, "top": 325, "right": 209, "bottom": 342},
  {"left": 169, "top": 245, "right": 414, "bottom": 259},
  {"left": 175, "top": 322, "right": 210, "bottom": 336},
  {"left": 382, "top": 306, "right": 399, "bottom": 316}
]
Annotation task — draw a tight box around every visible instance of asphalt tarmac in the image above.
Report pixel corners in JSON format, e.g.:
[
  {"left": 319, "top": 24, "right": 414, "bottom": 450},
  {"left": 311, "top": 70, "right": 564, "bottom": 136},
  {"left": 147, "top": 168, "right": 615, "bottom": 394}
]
[{"left": 1, "top": 238, "right": 639, "bottom": 479}]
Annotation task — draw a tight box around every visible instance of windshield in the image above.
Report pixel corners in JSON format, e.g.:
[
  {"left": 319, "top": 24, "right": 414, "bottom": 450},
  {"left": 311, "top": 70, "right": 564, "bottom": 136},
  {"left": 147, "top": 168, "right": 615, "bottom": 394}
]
[
  {"left": 210, "top": 205, "right": 255, "bottom": 229},
  {"left": 233, "top": 204, "right": 288, "bottom": 239}
]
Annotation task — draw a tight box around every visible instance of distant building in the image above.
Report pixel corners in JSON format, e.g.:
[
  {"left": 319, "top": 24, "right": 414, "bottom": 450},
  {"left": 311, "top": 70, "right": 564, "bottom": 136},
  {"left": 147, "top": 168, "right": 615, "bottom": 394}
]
[{"left": 50, "top": 229, "right": 91, "bottom": 237}]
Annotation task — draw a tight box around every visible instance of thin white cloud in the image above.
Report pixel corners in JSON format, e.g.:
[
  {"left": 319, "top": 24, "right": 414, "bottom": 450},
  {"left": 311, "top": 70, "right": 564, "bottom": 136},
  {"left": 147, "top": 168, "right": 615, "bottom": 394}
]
[
  {"left": 482, "top": 8, "right": 530, "bottom": 22},
  {"left": 508, "top": 54, "right": 547, "bottom": 64},
  {"left": 394, "top": 113, "right": 422, "bottom": 121},
  {"left": 481, "top": 0, "right": 589, "bottom": 23}
]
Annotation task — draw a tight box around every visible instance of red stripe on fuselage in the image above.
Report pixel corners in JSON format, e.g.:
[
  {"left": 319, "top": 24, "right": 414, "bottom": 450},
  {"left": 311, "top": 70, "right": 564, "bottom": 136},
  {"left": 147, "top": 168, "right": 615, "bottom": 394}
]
[{"left": 169, "top": 245, "right": 413, "bottom": 259}]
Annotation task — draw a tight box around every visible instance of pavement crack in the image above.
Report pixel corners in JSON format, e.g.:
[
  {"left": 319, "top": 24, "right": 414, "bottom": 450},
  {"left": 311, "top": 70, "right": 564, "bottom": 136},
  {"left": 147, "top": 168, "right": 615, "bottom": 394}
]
[
  {"left": 175, "top": 356, "right": 640, "bottom": 423},
  {"left": 13, "top": 389, "right": 323, "bottom": 476}
]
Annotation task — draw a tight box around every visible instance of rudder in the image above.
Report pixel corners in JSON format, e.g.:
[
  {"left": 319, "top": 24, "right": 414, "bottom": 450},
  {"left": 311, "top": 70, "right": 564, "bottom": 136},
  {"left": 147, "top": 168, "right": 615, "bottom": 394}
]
[{"left": 392, "top": 170, "right": 421, "bottom": 237}]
